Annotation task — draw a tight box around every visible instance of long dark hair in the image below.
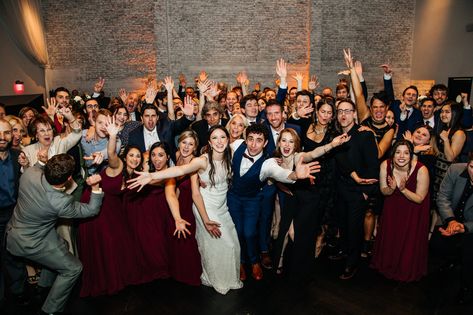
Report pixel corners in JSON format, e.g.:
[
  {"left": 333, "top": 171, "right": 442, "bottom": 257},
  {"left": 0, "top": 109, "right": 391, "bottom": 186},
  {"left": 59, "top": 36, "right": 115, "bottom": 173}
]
[
  {"left": 148, "top": 141, "right": 171, "bottom": 172},
  {"left": 121, "top": 145, "right": 143, "bottom": 182},
  {"left": 312, "top": 97, "right": 337, "bottom": 141},
  {"left": 207, "top": 125, "right": 232, "bottom": 187},
  {"left": 435, "top": 102, "right": 463, "bottom": 140}
]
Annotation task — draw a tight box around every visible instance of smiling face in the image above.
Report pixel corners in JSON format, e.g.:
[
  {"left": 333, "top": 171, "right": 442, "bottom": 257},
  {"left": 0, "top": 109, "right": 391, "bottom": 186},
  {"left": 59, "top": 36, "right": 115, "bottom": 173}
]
[
  {"left": 278, "top": 131, "right": 296, "bottom": 158},
  {"left": 265, "top": 90, "right": 276, "bottom": 101},
  {"left": 125, "top": 148, "right": 142, "bottom": 171},
  {"left": 440, "top": 104, "right": 452, "bottom": 125},
  {"left": 229, "top": 116, "right": 245, "bottom": 140},
  {"left": 385, "top": 110, "right": 395, "bottom": 126},
  {"left": 393, "top": 144, "right": 411, "bottom": 168},
  {"left": 242, "top": 99, "right": 258, "bottom": 119},
  {"left": 150, "top": 146, "right": 169, "bottom": 171},
  {"left": 178, "top": 136, "right": 196, "bottom": 158},
  {"left": 55, "top": 91, "right": 70, "bottom": 107},
  {"left": 370, "top": 99, "right": 387, "bottom": 123},
  {"left": 21, "top": 109, "right": 35, "bottom": 127},
  {"left": 336, "top": 87, "right": 348, "bottom": 99},
  {"left": 114, "top": 108, "right": 128, "bottom": 126},
  {"left": 209, "top": 128, "right": 228, "bottom": 154},
  {"left": 0, "top": 121, "right": 12, "bottom": 152},
  {"left": 412, "top": 127, "right": 430, "bottom": 146},
  {"left": 420, "top": 100, "right": 435, "bottom": 120},
  {"left": 205, "top": 109, "right": 221, "bottom": 127},
  {"left": 433, "top": 89, "right": 447, "bottom": 106},
  {"left": 246, "top": 132, "right": 267, "bottom": 156},
  {"left": 226, "top": 92, "right": 238, "bottom": 112},
  {"left": 266, "top": 105, "right": 283, "bottom": 129},
  {"left": 316, "top": 103, "right": 333, "bottom": 126},
  {"left": 402, "top": 88, "right": 418, "bottom": 107},
  {"left": 126, "top": 93, "right": 139, "bottom": 113}
]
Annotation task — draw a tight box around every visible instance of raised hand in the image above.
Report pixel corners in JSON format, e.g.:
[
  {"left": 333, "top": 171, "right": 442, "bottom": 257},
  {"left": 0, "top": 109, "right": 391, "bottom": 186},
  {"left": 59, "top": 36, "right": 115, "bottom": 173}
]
[
  {"left": 204, "top": 220, "right": 222, "bottom": 238},
  {"left": 42, "top": 98, "right": 58, "bottom": 118},
  {"left": 379, "top": 63, "right": 393, "bottom": 75},
  {"left": 127, "top": 170, "right": 153, "bottom": 191},
  {"left": 182, "top": 96, "right": 195, "bottom": 117},
  {"left": 93, "top": 77, "right": 105, "bottom": 94},
  {"left": 354, "top": 60, "right": 363, "bottom": 77},
  {"left": 292, "top": 72, "right": 304, "bottom": 83},
  {"left": 145, "top": 80, "right": 158, "bottom": 104},
  {"left": 105, "top": 115, "right": 120, "bottom": 137},
  {"left": 236, "top": 71, "right": 248, "bottom": 86},
  {"left": 60, "top": 106, "right": 75, "bottom": 122},
  {"left": 308, "top": 74, "right": 319, "bottom": 91},
  {"left": 118, "top": 88, "right": 128, "bottom": 104},
  {"left": 174, "top": 218, "right": 191, "bottom": 239},
  {"left": 276, "top": 59, "right": 287, "bottom": 79},
  {"left": 205, "top": 81, "right": 221, "bottom": 99},
  {"left": 414, "top": 144, "right": 431, "bottom": 154},
  {"left": 295, "top": 158, "right": 321, "bottom": 180},
  {"left": 197, "top": 79, "right": 211, "bottom": 95},
  {"left": 343, "top": 48, "right": 354, "bottom": 68},
  {"left": 164, "top": 76, "right": 174, "bottom": 92},
  {"left": 198, "top": 70, "right": 208, "bottom": 83},
  {"left": 296, "top": 103, "right": 314, "bottom": 119},
  {"left": 403, "top": 130, "right": 413, "bottom": 142}
]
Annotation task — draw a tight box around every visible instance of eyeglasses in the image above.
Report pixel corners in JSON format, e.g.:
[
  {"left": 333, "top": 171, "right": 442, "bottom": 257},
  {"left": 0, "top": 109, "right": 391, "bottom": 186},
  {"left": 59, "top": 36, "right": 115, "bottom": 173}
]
[
  {"left": 86, "top": 104, "right": 99, "bottom": 109},
  {"left": 337, "top": 109, "right": 355, "bottom": 115}
]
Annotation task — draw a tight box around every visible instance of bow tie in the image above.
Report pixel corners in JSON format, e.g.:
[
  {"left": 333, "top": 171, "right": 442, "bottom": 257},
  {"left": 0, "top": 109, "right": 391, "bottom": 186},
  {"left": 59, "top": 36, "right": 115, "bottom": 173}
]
[{"left": 243, "top": 153, "right": 254, "bottom": 163}]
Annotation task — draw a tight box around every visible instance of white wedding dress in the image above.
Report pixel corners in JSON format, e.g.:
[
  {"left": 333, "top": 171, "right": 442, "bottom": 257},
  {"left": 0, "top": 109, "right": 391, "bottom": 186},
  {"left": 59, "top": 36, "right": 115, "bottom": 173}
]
[{"left": 193, "top": 155, "right": 243, "bottom": 294}]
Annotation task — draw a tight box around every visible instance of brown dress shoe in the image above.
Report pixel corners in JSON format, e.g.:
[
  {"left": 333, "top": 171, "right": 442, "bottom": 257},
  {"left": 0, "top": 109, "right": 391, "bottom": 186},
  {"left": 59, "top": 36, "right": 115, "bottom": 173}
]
[
  {"left": 240, "top": 264, "right": 247, "bottom": 281},
  {"left": 252, "top": 263, "right": 263, "bottom": 281},
  {"left": 261, "top": 252, "right": 272, "bottom": 269}
]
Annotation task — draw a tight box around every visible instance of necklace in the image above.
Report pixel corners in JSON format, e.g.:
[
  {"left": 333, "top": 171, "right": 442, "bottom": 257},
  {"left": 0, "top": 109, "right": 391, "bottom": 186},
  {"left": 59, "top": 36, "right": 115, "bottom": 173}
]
[{"left": 313, "top": 125, "right": 327, "bottom": 135}]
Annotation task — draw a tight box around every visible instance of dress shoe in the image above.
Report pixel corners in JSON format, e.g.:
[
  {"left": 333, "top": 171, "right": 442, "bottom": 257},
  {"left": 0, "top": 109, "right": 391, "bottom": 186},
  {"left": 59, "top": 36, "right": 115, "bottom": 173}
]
[
  {"left": 328, "top": 250, "right": 347, "bottom": 261},
  {"left": 240, "top": 264, "right": 247, "bottom": 281},
  {"left": 251, "top": 263, "right": 263, "bottom": 281},
  {"left": 261, "top": 252, "right": 272, "bottom": 269},
  {"left": 339, "top": 266, "right": 357, "bottom": 280}
]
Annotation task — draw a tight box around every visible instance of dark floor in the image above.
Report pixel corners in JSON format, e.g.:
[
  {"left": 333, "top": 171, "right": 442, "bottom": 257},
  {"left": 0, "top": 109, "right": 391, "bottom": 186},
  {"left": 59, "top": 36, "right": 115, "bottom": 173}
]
[{"left": 3, "top": 250, "right": 473, "bottom": 315}]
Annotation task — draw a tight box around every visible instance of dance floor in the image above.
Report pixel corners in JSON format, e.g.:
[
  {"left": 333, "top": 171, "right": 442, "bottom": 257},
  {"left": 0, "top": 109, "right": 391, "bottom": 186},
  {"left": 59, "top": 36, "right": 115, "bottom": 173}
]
[{"left": 4, "top": 250, "right": 472, "bottom": 315}]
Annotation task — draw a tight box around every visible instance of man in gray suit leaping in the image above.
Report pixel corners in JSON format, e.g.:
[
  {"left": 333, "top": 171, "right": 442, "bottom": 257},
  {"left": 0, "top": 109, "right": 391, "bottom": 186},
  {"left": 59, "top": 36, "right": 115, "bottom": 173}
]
[{"left": 5, "top": 154, "right": 104, "bottom": 315}]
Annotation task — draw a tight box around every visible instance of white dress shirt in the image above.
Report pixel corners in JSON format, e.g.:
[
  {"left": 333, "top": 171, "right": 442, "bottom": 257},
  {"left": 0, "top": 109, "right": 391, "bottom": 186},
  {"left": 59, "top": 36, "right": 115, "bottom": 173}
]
[
  {"left": 231, "top": 139, "right": 294, "bottom": 183},
  {"left": 424, "top": 116, "right": 435, "bottom": 127},
  {"left": 143, "top": 127, "right": 160, "bottom": 151}
]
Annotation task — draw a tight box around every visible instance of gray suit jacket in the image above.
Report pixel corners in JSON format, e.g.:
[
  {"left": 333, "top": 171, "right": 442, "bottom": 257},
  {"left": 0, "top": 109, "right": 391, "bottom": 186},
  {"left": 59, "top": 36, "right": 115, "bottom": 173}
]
[
  {"left": 7, "top": 164, "right": 104, "bottom": 256},
  {"left": 437, "top": 163, "right": 473, "bottom": 233}
]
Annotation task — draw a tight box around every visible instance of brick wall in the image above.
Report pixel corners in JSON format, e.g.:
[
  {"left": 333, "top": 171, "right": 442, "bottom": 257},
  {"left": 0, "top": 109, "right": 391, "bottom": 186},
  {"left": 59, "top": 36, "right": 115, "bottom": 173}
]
[{"left": 41, "top": 0, "right": 415, "bottom": 98}]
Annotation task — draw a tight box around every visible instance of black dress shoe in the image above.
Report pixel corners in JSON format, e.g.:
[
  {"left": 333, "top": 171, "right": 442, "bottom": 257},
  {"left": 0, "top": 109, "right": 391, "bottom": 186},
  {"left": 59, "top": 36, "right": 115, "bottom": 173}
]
[
  {"left": 339, "top": 266, "right": 357, "bottom": 280},
  {"left": 328, "top": 250, "right": 346, "bottom": 261}
]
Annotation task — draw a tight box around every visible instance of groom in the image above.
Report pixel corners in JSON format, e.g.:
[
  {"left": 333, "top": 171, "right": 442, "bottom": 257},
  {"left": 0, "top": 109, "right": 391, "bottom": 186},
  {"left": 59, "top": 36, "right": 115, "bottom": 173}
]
[
  {"left": 5, "top": 154, "right": 103, "bottom": 315},
  {"left": 228, "top": 124, "right": 319, "bottom": 281}
]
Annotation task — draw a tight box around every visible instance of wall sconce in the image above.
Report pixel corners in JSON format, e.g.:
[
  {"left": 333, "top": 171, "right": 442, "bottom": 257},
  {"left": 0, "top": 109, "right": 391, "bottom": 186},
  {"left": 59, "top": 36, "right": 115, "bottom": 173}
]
[{"left": 14, "top": 80, "right": 24, "bottom": 94}]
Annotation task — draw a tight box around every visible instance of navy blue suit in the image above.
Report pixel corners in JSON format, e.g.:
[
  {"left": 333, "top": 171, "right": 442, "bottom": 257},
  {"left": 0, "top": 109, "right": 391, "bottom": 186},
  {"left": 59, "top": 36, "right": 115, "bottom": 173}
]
[{"left": 228, "top": 143, "right": 266, "bottom": 264}]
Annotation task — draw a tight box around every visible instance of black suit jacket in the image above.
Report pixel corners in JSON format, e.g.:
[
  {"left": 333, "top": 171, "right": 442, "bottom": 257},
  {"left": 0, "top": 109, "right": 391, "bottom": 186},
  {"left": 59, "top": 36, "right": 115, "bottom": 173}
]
[
  {"left": 191, "top": 118, "right": 229, "bottom": 155},
  {"left": 128, "top": 116, "right": 192, "bottom": 159}
]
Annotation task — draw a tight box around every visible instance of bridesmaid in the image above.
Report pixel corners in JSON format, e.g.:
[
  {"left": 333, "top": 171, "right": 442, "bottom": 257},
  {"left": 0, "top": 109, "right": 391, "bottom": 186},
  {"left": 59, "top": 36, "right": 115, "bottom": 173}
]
[
  {"left": 168, "top": 130, "right": 203, "bottom": 286},
  {"left": 78, "top": 116, "right": 140, "bottom": 296}
]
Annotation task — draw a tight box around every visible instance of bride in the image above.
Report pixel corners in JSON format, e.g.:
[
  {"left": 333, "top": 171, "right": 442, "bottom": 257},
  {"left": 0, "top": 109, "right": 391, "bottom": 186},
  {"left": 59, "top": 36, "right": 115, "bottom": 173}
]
[{"left": 129, "top": 126, "right": 242, "bottom": 294}]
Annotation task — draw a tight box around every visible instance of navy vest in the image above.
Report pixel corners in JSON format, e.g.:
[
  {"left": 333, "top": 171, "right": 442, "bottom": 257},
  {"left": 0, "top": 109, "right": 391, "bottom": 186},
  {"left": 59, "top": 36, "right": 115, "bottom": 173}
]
[{"left": 230, "top": 143, "right": 266, "bottom": 197}]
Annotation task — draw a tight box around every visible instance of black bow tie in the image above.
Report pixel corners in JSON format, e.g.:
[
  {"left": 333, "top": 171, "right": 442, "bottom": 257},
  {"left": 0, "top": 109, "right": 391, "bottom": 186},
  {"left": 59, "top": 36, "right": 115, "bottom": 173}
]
[{"left": 243, "top": 153, "right": 254, "bottom": 163}]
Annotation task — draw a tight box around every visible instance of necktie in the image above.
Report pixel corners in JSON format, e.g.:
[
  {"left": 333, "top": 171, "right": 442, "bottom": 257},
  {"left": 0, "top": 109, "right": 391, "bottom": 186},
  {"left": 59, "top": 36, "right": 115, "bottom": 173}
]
[
  {"left": 243, "top": 153, "right": 254, "bottom": 163},
  {"left": 425, "top": 120, "right": 430, "bottom": 126},
  {"left": 249, "top": 121, "right": 256, "bottom": 125}
]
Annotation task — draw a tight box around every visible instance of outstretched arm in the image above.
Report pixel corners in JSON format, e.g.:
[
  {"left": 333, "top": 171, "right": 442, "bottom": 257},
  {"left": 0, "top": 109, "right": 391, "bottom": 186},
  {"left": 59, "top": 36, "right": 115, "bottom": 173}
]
[
  {"left": 299, "top": 133, "right": 350, "bottom": 162},
  {"left": 164, "top": 76, "right": 176, "bottom": 120},
  {"left": 165, "top": 177, "right": 191, "bottom": 239},
  {"left": 127, "top": 155, "right": 207, "bottom": 191}
]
